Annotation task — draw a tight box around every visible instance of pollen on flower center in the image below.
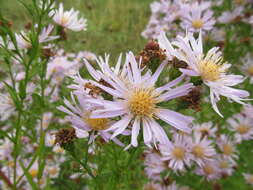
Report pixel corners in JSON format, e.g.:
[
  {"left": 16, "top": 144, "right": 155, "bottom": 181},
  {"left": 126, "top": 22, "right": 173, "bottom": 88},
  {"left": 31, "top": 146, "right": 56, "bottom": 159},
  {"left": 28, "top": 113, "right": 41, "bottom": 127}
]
[
  {"left": 29, "top": 169, "right": 38, "bottom": 178},
  {"left": 172, "top": 147, "right": 185, "bottom": 160},
  {"left": 84, "top": 114, "right": 109, "bottom": 131},
  {"left": 247, "top": 66, "right": 253, "bottom": 76},
  {"left": 197, "top": 60, "right": 221, "bottom": 81},
  {"left": 222, "top": 144, "right": 233, "bottom": 155},
  {"left": 192, "top": 19, "right": 204, "bottom": 29},
  {"left": 192, "top": 145, "right": 205, "bottom": 158},
  {"left": 234, "top": 0, "right": 245, "bottom": 5},
  {"left": 237, "top": 124, "right": 249, "bottom": 134},
  {"left": 61, "top": 15, "right": 70, "bottom": 25},
  {"left": 203, "top": 164, "right": 215, "bottom": 175},
  {"left": 129, "top": 88, "right": 156, "bottom": 117},
  {"left": 219, "top": 160, "right": 229, "bottom": 169}
]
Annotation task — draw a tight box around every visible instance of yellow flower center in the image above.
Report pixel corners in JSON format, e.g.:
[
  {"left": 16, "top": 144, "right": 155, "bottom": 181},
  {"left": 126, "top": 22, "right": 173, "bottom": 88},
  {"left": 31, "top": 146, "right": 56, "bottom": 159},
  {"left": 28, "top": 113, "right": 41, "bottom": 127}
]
[
  {"left": 192, "top": 19, "right": 204, "bottom": 29},
  {"left": 203, "top": 164, "right": 215, "bottom": 175},
  {"left": 222, "top": 144, "right": 233, "bottom": 155},
  {"left": 29, "top": 169, "right": 38, "bottom": 178},
  {"left": 197, "top": 60, "right": 222, "bottom": 81},
  {"left": 234, "top": 0, "right": 245, "bottom": 5},
  {"left": 61, "top": 15, "right": 70, "bottom": 25},
  {"left": 248, "top": 176, "right": 253, "bottom": 183},
  {"left": 129, "top": 88, "right": 156, "bottom": 117},
  {"left": 219, "top": 160, "right": 229, "bottom": 169},
  {"left": 247, "top": 66, "right": 253, "bottom": 76},
  {"left": 7, "top": 161, "right": 14, "bottom": 168},
  {"left": 237, "top": 124, "right": 249, "bottom": 134},
  {"left": 199, "top": 128, "right": 210, "bottom": 136},
  {"left": 48, "top": 168, "right": 58, "bottom": 176},
  {"left": 84, "top": 114, "right": 109, "bottom": 131},
  {"left": 192, "top": 145, "right": 205, "bottom": 158},
  {"left": 172, "top": 146, "right": 185, "bottom": 160}
]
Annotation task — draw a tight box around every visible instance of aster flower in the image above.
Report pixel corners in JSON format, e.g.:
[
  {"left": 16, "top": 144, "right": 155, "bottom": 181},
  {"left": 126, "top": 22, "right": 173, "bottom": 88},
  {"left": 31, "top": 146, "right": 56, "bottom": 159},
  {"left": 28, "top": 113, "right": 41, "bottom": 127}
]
[
  {"left": 83, "top": 52, "right": 194, "bottom": 147},
  {"left": 227, "top": 113, "right": 253, "bottom": 142},
  {"left": 193, "top": 122, "right": 217, "bottom": 138},
  {"left": 180, "top": 2, "right": 215, "bottom": 33},
  {"left": 243, "top": 173, "right": 253, "bottom": 186},
  {"left": 159, "top": 134, "right": 192, "bottom": 171},
  {"left": 218, "top": 7, "right": 244, "bottom": 24},
  {"left": 217, "top": 155, "right": 235, "bottom": 177},
  {"left": 15, "top": 25, "right": 58, "bottom": 49},
  {"left": 195, "top": 161, "right": 221, "bottom": 181},
  {"left": 0, "top": 93, "right": 15, "bottom": 121},
  {"left": 143, "top": 182, "right": 163, "bottom": 190},
  {"left": 58, "top": 93, "right": 124, "bottom": 146},
  {"left": 144, "top": 149, "right": 167, "bottom": 181},
  {"left": 242, "top": 105, "right": 253, "bottom": 120},
  {"left": 49, "top": 3, "right": 87, "bottom": 31},
  {"left": 189, "top": 132, "right": 216, "bottom": 166},
  {"left": 158, "top": 31, "right": 250, "bottom": 117},
  {"left": 241, "top": 53, "right": 253, "bottom": 84},
  {"left": 217, "top": 135, "right": 238, "bottom": 162}
]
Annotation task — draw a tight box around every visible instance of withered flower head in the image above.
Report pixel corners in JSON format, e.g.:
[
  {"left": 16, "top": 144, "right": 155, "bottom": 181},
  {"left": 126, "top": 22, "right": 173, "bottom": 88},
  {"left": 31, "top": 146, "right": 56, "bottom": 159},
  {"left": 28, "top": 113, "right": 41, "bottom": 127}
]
[
  {"left": 180, "top": 86, "right": 202, "bottom": 111},
  {"left": 55, "top": 128, "right": 77, "bottom": 147},
  {"left": 170, "top": 57, "right": 188, "bottom": 69},
  {"left": 136, "top": 40, "right": 166, "bottom": 69}
]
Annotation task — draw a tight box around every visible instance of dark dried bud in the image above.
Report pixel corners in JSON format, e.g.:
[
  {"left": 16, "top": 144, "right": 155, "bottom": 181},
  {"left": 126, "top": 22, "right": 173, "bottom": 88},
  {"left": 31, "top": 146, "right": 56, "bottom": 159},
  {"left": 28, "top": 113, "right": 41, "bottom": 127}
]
[
  {"left": 162, "top": 177, "right": 173, "bottom": 186},
  {"left": 84, "top": 82, "right": 103, "bottom": 97},
  {"left": 136, "top": 40, "right": 166, "bottom": 69},
  {"left": 170, "top": 57, "right": 188, "bottom": 69},
  {"left": 25, "top": 22, "right": 32, "bottom": 30},
  {"left": 55, "top": 128, "right": 77, "bottom": 147},
  {"left": 42, "top": 48, "right": 56, "bottom": 59},
  {"left": 180, "top": 86, "right": 202, "bottom": 111},
  {"left": 212, "top": 183, "right": 222, "bottom": 190}
]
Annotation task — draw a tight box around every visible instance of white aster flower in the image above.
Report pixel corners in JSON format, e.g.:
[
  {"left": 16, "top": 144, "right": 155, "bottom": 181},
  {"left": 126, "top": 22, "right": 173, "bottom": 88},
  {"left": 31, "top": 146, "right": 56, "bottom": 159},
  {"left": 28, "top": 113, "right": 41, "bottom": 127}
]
[
  {"left": 218, "top": 7, "right": 244, "bottom": 24},
  {"left": 190, "top": 132, "right": 216, "bottom": 166},
  {"left": 58, "top": 93, "right": 124, "bottom": 146},
  {"left": 0, "top": 93, "right": 15, "bottom": 121},
  {"left": 228, "top": 113, "right": 253, "bottom": 142},
  {"left": 243, "top": 173, "right": 253, "bottom": 186},
  {"left": 180, "top": 2, "right": 215, "bottom": 33},
  {"left": 144, "top": 149, "right": 167, "bottom": 181},
  {"left": 217, "top": 135, "right": 238, "bottom": 162},
  {"left": 193, "top": 122, "right": 217, "bottom": 138},
  {"left": 83, "top": 52, "right": 194, "bottom": 147},
  {"left": 217, "top": 155, "right": 235, "bottom": 177},
  {"left": 159, "top": 134, "right": 192, "bottom": 171},
  {"left": 158, "top": 31, "right": 250, "bottom": 117},
  {"left": 241, "top": 53, "right": 253, "bottom": 84},
  {"left": 195, "top": 161, "right": 221, "bottom": 181},
  {"left": 50, "top": 3, "right": 87, "bottom": 31},
  {"left": 15, "top": 25, "right": 58, "bottom": 49}
]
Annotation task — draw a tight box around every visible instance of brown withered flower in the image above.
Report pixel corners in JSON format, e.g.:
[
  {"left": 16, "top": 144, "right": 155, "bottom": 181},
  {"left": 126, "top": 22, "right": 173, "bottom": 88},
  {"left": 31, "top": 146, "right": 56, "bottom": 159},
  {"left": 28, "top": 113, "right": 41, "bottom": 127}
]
[
  {"left": 180, "top": 86, "right": 202, "bottom": 111},
  {"left": 84, "top": 82, "right": 103, "bottom": 97},
  {"left": 169, "top": 57, "right": 188, "bottom": 69},
  {"left": 55, "top": 128, "right": 77, "bottom": 147},
  {"left": 136, "top": 40, "right": 166, "bottom": 69}
]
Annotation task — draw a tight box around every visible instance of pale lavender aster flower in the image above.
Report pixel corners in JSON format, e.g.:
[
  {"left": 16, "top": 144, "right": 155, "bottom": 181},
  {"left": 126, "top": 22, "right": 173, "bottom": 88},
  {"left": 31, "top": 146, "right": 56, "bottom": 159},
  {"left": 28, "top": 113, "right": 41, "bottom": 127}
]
[
  {"left": 189, "top": 132, "right": 216, "bottom": 166},
  {"left": 193, "top": 122, "right": 217, "bottom": 138},
  {"left": 158, "top": 31, "right": 250, "bottom": 117},
  {"left": 180, "top": 2, "right": 215, "bottom": 33},
  {"left": 58, "top": 93, "right": 124, "bottom": 146},
  {"left": 159, "top": 134, "right": 192, "bottom": 171},
  {"left": 49, "top": 3, "right": 87, "bottom": 31},
  {"left": 228, "top": 113, "right": 253, "bottom": 142},
  {"left": 195, "top": 161, "right": 221, "bottom": 181},
  {"left": 243, "top": 173, "right": 253, "bottom": 186},
  {"left": 217, "top": 135, "right": 238, "bottom": 162},
  {"left": 83, "top": 52, "right": 194, "bottom": 147}
]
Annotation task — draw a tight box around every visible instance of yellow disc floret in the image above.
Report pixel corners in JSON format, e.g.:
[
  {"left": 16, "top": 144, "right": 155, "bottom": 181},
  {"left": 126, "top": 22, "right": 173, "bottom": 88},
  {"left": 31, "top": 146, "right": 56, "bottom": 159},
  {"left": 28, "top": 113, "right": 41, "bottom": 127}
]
[
  {"left": 172, "top": 147, "right": 185, "bottom": 160},
  {"left": 83, "top": 113, "right": 109, "bottom": 131},
  {"left": 129, "top": 88, "right": 156, "bottom": 117},
  {"left": 192, "top": 145, "right": 205, "bottom": 158},
  {"left": 192, "top": 19, "right": 204, "bottom": 29}
]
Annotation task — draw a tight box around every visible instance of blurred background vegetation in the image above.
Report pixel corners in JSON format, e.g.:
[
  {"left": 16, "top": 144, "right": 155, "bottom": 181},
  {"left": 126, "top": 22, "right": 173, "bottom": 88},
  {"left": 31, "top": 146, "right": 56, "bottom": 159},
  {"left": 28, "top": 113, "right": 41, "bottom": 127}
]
[{"left": 0, "top": 0, "right": 153, "bottom": 57}]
